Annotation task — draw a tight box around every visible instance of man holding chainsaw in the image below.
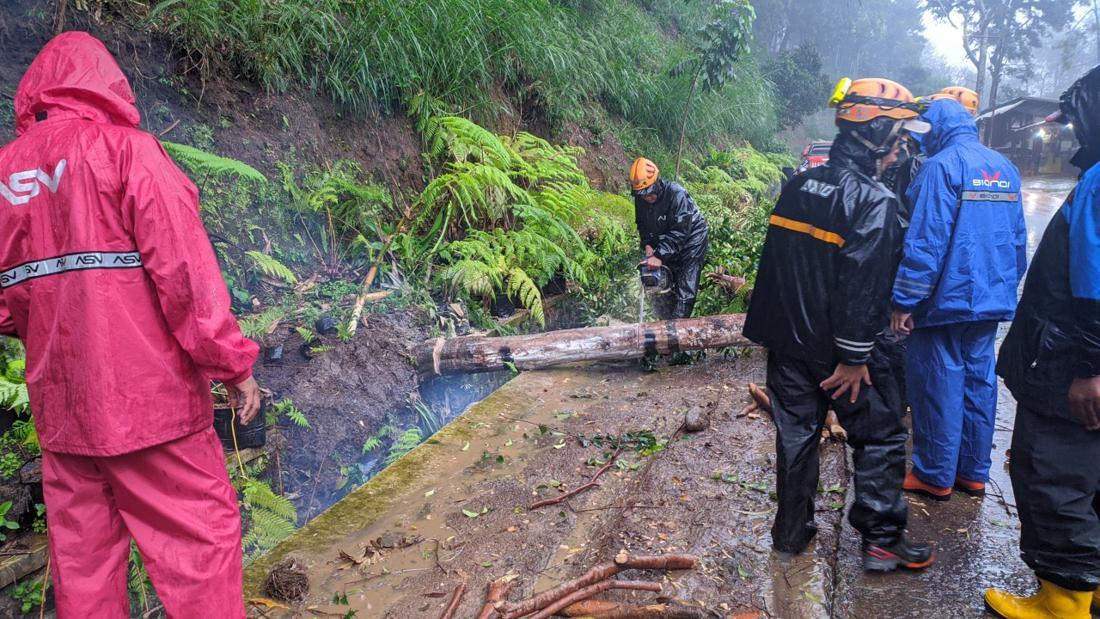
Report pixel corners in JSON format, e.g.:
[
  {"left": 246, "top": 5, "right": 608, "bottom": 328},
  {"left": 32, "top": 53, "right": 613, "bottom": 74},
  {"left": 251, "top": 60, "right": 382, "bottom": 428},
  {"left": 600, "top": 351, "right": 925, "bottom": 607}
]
[{"left": 630, "top": 158, "right": 709, "bottom": 321}]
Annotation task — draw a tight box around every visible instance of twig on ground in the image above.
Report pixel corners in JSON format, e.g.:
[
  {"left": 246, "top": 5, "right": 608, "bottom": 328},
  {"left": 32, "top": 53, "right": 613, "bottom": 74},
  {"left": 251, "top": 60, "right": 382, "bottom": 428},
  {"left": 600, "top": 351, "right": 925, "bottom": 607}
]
[
  {"left": 569, "top": 503, "right": 662, "bottom": 513},
  {"left": 528, "top": 454, "right": 620, "bottom": 510},
  {"left": 39, "top": 556, "right": 50, "bottom": 619},
  {"left": 343, "top": 566, "right": 431, "bottom": 585},
  {"left": 987, "top": 477, "right": 1017, "bottom": 517},
  {"left": 562, "top": 601, "right": 711, "bottom": 618},
  {"left": 476, "top": 576, "right": 517, "bottom": 619},
  {"left": 431, "top": 538, "right": 449, "bottom": 575},
  {"left": 439, "top": 582, "right": 466, "bottom": 619},
  {"left": 158, "top": 119, "right": 180, "bottom": 137},
  {"left": 496, "top": 553, "right": 697, "bottom": 617},
  {"left": 497, "top": 414, "right": 585, "bottom": 442},
  {"left": 522, "top": 580, "right": 662, "bottom": 619},
  {"left": 305, "top": 456, "right": 326, "bottom": 520}
]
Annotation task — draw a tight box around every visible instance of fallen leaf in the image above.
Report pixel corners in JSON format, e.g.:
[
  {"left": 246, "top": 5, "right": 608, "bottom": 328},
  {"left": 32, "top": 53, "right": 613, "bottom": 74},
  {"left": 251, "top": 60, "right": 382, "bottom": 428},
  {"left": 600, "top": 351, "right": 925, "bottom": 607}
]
[
  {"left": 338, "top": 549, "right": 365, "bottom": 566},
  {"left": 248, "top": 597, "right": 290, "bottom": 609}
]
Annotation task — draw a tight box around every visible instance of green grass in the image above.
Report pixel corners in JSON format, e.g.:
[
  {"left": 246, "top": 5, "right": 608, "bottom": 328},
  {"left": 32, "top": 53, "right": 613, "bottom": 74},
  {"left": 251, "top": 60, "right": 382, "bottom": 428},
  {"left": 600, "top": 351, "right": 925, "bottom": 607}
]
[{"left": 147, "top": 0, "right": 778, "bottom": 151}]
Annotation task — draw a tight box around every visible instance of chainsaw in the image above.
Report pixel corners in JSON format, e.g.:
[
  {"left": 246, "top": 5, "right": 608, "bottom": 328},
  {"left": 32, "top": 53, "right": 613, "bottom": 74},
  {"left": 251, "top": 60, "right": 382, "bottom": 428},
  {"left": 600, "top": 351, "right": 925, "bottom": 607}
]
[{"left": 637, "top": 264, "right": 672, "bottom": 323}]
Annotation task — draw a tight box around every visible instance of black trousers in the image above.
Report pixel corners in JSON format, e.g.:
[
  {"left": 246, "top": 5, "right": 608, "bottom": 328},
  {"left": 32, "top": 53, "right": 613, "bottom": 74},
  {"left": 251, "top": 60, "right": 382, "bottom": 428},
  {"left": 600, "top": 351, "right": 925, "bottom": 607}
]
[
  {"left": 767, "top": 349, "right": 909, "bottom": 553},
  {"left": 1011, "top": 404, "right": 1100, "bottom": 591},
  {"left": 653, "top": 252, "right": 706, "bottom": 321}
]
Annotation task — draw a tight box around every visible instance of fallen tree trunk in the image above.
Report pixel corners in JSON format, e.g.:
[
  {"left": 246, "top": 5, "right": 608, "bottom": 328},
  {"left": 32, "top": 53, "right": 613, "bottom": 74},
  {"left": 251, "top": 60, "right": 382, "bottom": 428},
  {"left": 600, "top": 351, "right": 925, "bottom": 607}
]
[{"left": 416, "top": 314, "right": 752, "bottom": 378}]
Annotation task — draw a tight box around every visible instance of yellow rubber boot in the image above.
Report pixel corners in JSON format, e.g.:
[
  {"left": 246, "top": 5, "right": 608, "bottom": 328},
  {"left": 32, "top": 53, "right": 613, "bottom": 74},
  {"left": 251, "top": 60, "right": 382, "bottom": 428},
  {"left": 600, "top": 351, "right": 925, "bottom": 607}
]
[{"left": 984, "top": 579, "right": 1092, "bottom": 618}]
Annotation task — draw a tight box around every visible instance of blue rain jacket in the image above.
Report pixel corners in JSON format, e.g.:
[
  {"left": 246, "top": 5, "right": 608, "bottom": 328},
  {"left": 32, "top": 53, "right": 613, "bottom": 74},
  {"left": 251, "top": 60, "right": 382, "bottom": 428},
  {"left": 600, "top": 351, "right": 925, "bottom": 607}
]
[{"left": 892, "top": 99, "right": 1028, "bottom": 327}]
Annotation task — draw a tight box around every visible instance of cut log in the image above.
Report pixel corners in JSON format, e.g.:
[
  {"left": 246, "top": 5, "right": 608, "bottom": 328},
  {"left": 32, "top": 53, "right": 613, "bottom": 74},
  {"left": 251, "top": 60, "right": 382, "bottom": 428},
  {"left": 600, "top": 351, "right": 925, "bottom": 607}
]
[{"left": 416, "top": 314, "right": 752, "bottom": 378}]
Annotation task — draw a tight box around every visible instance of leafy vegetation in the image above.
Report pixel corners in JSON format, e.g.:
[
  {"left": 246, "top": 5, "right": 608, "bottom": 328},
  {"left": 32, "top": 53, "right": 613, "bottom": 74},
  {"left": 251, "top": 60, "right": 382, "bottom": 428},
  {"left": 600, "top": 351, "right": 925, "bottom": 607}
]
[
  {"left": 384, "top": 427, "right": 423, "bottom": 466},
  {"left": 682, "top": 145, "right": 793, "bottom": 315},
  {"left": 239, "top": 478, "right": 298, "bottom": 562},
  {"left": 406, "top": 115, "right": 633, "bottom": 326},
  {"left": 146, "top": 0, "right": 780, "bottom": 149}
]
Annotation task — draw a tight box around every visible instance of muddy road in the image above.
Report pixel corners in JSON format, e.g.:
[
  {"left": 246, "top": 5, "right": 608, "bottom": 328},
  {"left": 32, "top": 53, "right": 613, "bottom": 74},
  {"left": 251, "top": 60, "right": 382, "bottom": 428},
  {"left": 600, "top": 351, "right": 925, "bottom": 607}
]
[
  {"left": 244, "top": 353, "right": 850, "bottom": 617},
  {"left": 245, "top": 177, "right": 1073, "bottom": 618},
  {"left": 833, "top": 176, "right": 1073, "bottom": 619}
]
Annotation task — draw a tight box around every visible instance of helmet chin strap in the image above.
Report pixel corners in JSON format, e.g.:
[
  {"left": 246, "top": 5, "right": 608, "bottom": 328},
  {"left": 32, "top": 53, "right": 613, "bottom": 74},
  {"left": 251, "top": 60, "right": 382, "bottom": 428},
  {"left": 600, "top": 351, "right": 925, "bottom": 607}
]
[{"left": 848, "top": 120, "right": 903, "bottom": 158}]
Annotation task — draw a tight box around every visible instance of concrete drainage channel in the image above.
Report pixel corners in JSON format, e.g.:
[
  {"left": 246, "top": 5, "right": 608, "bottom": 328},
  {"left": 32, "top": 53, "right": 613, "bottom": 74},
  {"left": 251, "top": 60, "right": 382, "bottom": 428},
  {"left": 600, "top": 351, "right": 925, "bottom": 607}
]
[{"left": 243, "top": 352, "right": 849, "bottom": 618}]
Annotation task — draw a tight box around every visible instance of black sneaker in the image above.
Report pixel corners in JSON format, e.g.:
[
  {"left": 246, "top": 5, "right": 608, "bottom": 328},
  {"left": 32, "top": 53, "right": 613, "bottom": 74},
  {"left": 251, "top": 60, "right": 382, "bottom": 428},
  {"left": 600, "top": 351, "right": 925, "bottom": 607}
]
[{"left": 863, "top": 537, "right": 935, "bottom": 572}]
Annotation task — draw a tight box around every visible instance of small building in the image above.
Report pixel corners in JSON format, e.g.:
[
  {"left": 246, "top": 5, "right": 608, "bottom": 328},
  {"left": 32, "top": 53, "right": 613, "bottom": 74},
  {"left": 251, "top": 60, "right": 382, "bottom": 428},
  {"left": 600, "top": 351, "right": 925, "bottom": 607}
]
[{"left": 975, "top": 96, "right": 1077, "bottom": 177}]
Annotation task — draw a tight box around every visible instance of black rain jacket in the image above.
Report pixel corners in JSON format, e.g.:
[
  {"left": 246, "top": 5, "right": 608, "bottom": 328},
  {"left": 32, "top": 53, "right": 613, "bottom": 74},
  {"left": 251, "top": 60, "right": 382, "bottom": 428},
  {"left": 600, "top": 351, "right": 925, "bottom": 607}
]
[
  {"left": 883, "top": 152, "right": 924, "bottom": 227},
  {"left": 634, "top": 180, "right": 708, "bottom": 264},
  {"left": 744, "top": 136, "right": 902, "bottom": 366},
  {"left": 997, "top": 68, "right": 1100, "bottom": 416}
]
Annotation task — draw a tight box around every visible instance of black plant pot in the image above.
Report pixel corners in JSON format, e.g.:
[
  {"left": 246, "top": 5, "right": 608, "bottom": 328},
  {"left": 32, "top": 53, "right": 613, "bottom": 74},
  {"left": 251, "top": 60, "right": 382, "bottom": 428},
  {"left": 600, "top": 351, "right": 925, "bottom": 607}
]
[
  {"left": 490, "top": 293, "right": 516, "bottom": 318},
  {"left": 213, "top": 402, "right": 267, "bottom": 451},
  {"left": 542, "top": 271, "right": 568, "bottom": 296}
]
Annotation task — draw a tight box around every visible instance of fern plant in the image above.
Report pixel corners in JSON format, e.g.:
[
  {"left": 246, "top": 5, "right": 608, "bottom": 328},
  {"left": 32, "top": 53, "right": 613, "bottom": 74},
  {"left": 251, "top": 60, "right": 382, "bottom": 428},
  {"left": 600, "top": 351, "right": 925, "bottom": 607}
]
[
  {"left": 240, "top": 479, "right": 298, "bottom": 562},
  {"left": 384, "top": 427, "right": 423, "bottom": 466},
  {"left": 268, "top": 399, "right": 311, "bottom": 429},
  {"left": 281, "top": 160, "right": 392, "bottom": 273},
  {"left": 128, "top": 542, "right": 154, "bottom": 613},
  {"left": 414, "top": 115, "right": 634, "bottom": 326},
  {"left": 238, "top": 306, "right": 288, "bottom": 339},
  {"left": 161, "top": 141, "right": 267, "bottom": 183},
  {"left": 245, "top": 250, "right": 298, "bottom": 285}
]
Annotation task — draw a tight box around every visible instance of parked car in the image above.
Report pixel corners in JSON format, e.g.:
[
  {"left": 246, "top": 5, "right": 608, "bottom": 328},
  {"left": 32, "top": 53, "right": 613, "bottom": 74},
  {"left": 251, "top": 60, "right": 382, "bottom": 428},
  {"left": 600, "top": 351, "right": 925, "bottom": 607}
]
[{"left": 796, "top": 141, "right": 832, "bottom": 174}]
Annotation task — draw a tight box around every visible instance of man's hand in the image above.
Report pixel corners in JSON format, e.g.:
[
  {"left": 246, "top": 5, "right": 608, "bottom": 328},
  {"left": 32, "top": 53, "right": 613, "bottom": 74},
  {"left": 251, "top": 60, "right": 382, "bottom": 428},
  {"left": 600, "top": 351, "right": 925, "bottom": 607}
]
[
  {"left": 891, "top": 310, "right": 914, "bottom": 337},
  {"left": 820, "top": 364, "right": 872, "bottom": 403},
  {"left": 641, "top": 256, "right": 662, "bottom": 269},
  {"left": 1069, "top": 376, "right": 1100, "bottom": 430},
  {"left": 645, "top": 245, "right": 655, "bottom": 257},
  {"left": 227, "top": 376, "right": 262, "bottom": 425}
]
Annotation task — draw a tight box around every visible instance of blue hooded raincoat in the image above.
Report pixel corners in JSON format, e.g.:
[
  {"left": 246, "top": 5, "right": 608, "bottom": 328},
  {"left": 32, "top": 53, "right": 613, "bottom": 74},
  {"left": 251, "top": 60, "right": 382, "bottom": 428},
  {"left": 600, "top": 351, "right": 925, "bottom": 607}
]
[{"left": 893, "top": 99, "right": 1028, "bottom": 489}]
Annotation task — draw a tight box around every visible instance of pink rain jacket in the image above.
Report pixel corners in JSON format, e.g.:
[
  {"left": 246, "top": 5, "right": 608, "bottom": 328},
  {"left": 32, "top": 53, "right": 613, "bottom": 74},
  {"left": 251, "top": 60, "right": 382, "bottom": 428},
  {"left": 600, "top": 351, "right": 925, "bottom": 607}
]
[{"left": 0, "top": 32, "right": 258, "bottom": 456}]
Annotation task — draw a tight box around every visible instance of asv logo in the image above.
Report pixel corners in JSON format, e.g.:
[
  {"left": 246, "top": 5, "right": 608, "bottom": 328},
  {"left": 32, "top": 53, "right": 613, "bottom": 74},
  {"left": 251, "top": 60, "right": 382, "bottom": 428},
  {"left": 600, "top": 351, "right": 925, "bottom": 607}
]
[
  {"left": 0, "top": 160, "right": 67, "bottom": 206},
  {"left": 971, "top": 169, "right": 1011, "bottom": 190}
]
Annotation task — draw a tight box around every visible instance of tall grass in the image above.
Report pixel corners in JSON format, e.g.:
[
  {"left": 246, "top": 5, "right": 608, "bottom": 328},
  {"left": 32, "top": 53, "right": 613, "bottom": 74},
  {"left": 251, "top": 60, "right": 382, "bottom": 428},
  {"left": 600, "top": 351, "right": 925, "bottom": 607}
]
[{"left": 148, "top": 0, "right": 778, "bottom": 149}]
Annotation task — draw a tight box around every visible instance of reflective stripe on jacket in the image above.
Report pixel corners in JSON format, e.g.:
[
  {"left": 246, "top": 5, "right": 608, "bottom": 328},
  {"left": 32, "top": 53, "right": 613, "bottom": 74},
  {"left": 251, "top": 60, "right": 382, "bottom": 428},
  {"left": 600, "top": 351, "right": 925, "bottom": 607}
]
[
  {"left": 744, "top": 136, "right": 901, "bottom": 366},
  {"left": 892, "top": 99, "right": 1028, "bottom": 327},
  {"left": 0, "top": 32, "right": 258, "bottom": 455}
]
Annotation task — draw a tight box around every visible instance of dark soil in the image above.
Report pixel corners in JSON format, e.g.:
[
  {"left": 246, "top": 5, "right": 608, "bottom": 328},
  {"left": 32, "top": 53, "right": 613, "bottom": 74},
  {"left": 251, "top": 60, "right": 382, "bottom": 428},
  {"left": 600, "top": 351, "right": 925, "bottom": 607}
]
[{"left": 255, "top": 310, "right": 427, "bottom": 519}]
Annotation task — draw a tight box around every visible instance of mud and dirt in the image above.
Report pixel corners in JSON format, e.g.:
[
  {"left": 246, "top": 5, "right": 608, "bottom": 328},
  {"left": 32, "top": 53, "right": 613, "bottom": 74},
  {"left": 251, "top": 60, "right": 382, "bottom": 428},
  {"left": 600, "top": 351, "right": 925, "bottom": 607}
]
[
  {"left": 254, "top": 310, "right": 427, "bottom": 519},
  {"left": 243, "top": 352, "right": 849, "bottom": 618}
]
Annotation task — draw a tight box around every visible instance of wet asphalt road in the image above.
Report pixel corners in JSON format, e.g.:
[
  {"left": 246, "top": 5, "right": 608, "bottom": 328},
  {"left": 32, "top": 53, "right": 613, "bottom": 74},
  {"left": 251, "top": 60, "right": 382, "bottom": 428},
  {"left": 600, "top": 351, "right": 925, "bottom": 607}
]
[{"left": 830, "top": 176, "right": 1075, "bottom": 619}]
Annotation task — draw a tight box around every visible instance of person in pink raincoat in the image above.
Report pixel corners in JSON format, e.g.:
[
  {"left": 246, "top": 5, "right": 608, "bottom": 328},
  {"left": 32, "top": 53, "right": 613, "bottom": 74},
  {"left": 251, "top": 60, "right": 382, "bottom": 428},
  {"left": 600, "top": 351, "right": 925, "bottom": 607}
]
[{"left": 0, "top": 31, "right": 260, "bottom": 617}]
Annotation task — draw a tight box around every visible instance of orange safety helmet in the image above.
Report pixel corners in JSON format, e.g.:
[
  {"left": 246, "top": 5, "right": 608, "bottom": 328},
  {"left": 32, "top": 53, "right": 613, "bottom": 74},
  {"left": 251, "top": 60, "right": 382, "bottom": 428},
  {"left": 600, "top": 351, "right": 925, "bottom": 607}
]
[
  {"left": 830, "top": 77, "right": 922, "bottom": 123},
  {"left": 927, "top": 86, "right": 980, "bottom": 115},
  {"left": 630, "top": 157, "right": 660, "bottom": 196}
]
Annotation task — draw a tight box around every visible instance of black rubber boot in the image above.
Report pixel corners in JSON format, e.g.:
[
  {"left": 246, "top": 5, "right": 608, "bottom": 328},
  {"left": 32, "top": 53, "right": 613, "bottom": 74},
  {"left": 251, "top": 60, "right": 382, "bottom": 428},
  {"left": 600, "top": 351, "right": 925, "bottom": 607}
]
[{"left": 863, "top": 537, "right": 935, "bottom": 572}]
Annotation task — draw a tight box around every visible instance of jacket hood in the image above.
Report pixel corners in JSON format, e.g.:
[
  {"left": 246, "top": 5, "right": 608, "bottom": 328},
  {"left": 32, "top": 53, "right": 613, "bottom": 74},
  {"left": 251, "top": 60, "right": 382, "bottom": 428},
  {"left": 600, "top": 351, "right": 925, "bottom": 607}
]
[
  {"left": 920, "top": 99, "right": 978, "bottom": 155},
  {"left": 1059, "top": 64, "right": 1100, "bottom": 152},
  {"left": 14, "top": 31, "right": 140, "bottom": 136}
]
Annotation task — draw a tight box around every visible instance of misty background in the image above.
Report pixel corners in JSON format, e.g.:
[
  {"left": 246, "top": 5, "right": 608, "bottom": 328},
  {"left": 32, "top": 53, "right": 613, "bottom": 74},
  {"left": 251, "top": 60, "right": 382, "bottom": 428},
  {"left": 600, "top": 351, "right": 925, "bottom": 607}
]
[{"left": 760, "top": 0, "right": 1097, "bottom": 145}]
